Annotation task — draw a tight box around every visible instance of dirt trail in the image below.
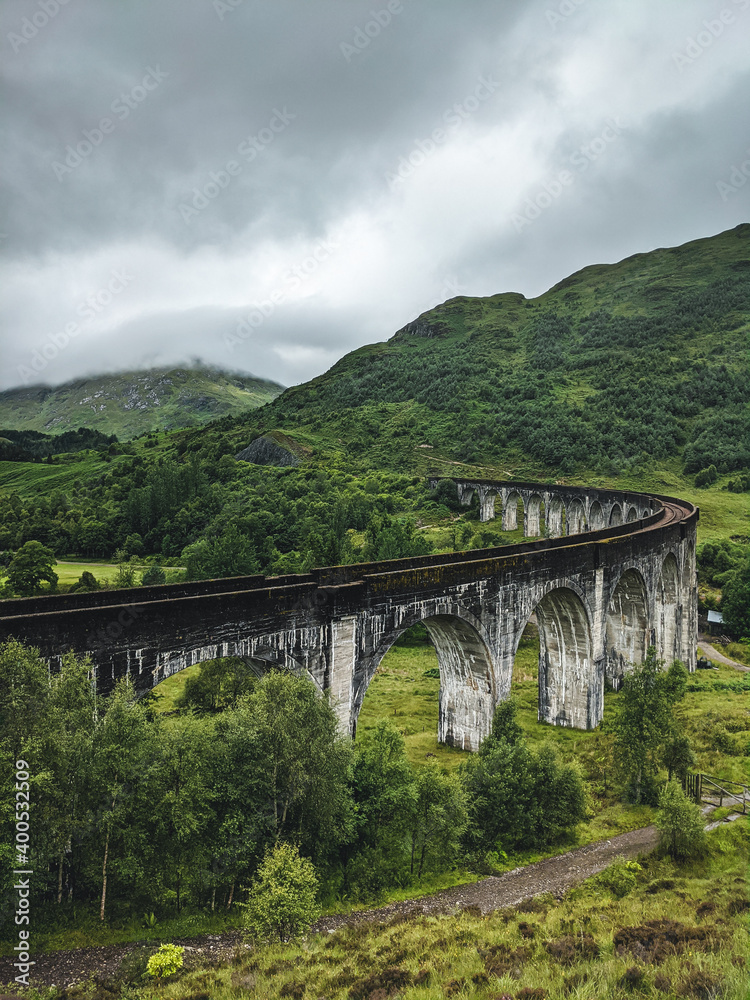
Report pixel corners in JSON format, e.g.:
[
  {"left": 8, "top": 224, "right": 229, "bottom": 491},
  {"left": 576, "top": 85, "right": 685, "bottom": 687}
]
[
  {"left": 697, "top": 636, "right": 749, "bottom": 672},
  {"left": 312, "top": 824, "right": 659, "bottom": 932},
  {"left": 0, "top": 826, "right": 659, "bottom": 991}
]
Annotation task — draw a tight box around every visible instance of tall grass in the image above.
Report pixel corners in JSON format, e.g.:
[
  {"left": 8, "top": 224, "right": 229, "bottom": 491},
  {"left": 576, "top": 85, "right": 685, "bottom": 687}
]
[{"left": 72, "top": 823, "right": 748, "bottom": 1000}]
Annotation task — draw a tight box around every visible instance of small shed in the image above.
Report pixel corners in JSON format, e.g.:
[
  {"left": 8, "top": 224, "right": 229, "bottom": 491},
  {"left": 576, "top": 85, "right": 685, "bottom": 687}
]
[{"left": 707, "top": 609, "right": 724, "bottom": 636}]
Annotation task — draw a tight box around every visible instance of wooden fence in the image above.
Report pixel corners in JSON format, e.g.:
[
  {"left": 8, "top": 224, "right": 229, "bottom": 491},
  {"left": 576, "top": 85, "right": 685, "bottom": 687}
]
[{"left": 684, "top": 772, "right": 749, "bottom": 814}]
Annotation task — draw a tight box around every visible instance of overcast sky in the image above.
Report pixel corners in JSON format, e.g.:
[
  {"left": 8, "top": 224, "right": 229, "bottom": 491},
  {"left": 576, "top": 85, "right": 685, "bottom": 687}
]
[{"left": 1, "top": 0, "right": 749, "bottom": 391}]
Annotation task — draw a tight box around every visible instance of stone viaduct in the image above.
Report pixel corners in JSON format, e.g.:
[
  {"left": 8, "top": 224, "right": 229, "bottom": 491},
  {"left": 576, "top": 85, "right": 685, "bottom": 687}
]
[{"left": 0, "top": 480, "right": 698, "bottom": 752}]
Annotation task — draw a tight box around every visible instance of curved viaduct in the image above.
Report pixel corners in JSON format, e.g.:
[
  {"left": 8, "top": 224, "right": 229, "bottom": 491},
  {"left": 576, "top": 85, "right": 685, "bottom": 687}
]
[{"left": 0, "top": 480, "right": 697, "bottom": 751}]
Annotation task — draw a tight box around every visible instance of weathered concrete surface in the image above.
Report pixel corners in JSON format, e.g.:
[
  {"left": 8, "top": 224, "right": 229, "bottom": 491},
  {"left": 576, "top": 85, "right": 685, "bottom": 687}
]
[{"left": 0, "top": 481, "right": 697, "bottom": 751}]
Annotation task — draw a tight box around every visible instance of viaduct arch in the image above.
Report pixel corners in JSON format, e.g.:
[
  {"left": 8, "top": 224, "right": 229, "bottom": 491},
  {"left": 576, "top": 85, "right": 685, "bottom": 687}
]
[{"left": 0, "top": 481, "right": 697, "bottom": 752}]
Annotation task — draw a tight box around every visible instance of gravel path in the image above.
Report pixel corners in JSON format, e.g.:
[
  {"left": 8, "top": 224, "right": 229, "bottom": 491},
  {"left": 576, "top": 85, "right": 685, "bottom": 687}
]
[
  {"left": 697, "top": 637, "right": 750, "bottom": 672},
  {"left": 312, "top": 824, "right": 659, "bottom": 932},
  {"left": 0, "top": 826, "right": 659, "bottom": 992}
]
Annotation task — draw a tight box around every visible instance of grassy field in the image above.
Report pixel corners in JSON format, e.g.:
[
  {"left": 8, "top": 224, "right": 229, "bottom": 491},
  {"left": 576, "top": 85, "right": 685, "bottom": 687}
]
[
  {"left": 0, "top": 454, "right": 122, "bottom": 497},
  {"left": 53, "top": 559, "right": 184, "bottom": 588},
  {"left": 55, "top": 560, "right": 123, "bottom": 585}
]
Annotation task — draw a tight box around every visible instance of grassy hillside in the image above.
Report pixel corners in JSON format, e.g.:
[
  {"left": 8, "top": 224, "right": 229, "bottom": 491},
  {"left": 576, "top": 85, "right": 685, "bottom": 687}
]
[
  {"left": 126, "top": 832, "right": 749, "bottom": 1000},
  {"left": 215, "top": 224, "right": 749, "bottom": 480},
  {"left": 0, "top": 364, "right": 284, "bottom": 438}
]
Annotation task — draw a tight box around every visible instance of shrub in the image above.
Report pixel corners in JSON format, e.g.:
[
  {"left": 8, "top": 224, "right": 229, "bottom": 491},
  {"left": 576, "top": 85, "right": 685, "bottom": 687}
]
[
  {"left": 620, "top": 966, "right": 646, "bottom": 990},
  {"left": 594, "top": 856, "right": 642, "bottom": 898},
  {"left": 242, "top": 842, "right": 320, "bottom": 943},
  {"left": 348, "top": 967, "right": 412, "bottom": 999},
  {"left": 614, "top": 920, "right": 718, "bottom": 965},
  {"left": 694, "top": 465, "right": 718, "bottom": 487},
  {"left": 655, "top": 781, "right": 707, "bottom": 860},
  {"left": 544, "top": 934, "right": 599, "bottom": 965},
  {"left": 479, "top": 943, "right": 530, "bottom": 977},
  {"left": 679, "top": 967, "right": 723, "bottom": 999},
  {"left": 141, "top": 564, "right": 166, "bottom": 586},
  {"left": 71, "top": 570, "right": 100, "bottom": 592},
  {"left": 146, "top": 943, "right": 184, "bottom": 981}
]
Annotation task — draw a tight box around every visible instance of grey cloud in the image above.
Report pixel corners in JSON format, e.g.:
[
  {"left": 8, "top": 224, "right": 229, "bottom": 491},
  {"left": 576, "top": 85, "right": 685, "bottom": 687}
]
[{"left": 1, "top": 0, "right": 748, "bottom": 391}]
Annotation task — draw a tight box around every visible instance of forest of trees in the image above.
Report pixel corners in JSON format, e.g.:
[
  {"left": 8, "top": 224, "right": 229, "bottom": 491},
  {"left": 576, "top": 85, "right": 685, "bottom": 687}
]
[
  {"left": 0, "top": 640, "right": 586, "bottom": 927},
  {"left": 0, "top": 427, "right": 118, "bottom": 462},
  {"left": 0, "top": 461, "right": 436, "bottom": 581}
]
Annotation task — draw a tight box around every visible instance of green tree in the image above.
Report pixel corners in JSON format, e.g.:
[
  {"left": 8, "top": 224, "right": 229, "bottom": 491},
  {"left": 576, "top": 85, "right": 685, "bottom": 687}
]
[
  {"left": 526, "top": 743, "right": 587, "bottom": 845},
  {"left": 611, "top": 649, "right": 688, "bottom": 804},
  {"left": 344, "top": 721, "right": 416, "bottom": 898},
  {"left": 721, "top": 555, "right": 750, "bottom": 638},
  {"left": 141, "top": 564, "right": 166, "bottom": 586},
  {"left": 114, "top": 551, "right": 138, "bottom": 588},
  {"left": 91, "top": 680, "right": 157, "bottom": 921},
  {"left": 461, "top": 733, "right": 533, "bottom": 853},
  {"left": 655, "top": 781, "right": 707, "bottom": 860},
  {"left": 462, "top": 702, "right": 586, "bottom": 853},
  {"left": 350, "top": 720, "right": 416, "bottom": 851},
  {"left": 176, "top": 657, "right": 257, "bottom": 714},
  {"left": 152, "top": 715, "right": 215, "bottom": 912},
  {"left": 43, "top": 653, "right": 97, "bottom": 905},
  {"left": 6, "top": 540, "right": 58, "bottom": 596},
  {"left": 242, "top": 842, "right": 319, "bottom": 942},
  {"left": 211, "top": 524, "right": 260, "bottom": 577},
  {"left": 123, "top": 533, "right": 145, "bottom": 557},
  {"left": 662, "top": 734, "right": 696, "bottom": 783},
  {"left": 181, "top": 538, "right": 212, "bottom": 580},
  {"left": 491, "top": 698, "right": 524, "bottom": 745},
  {"left": 360, "top": 513, "right": 432, "bottom": 562},
  {"left": 0, "top": 639, "right": 51, "bottom": 762},
  {"left": 694, "top": 464, "right": 718, "bottom": 487},
  {"left": 219, "top": 672, "right": 353, "bottom": 864},
  {"left": 71, "top": 570, "right": 100, "bottom": 592},
  {"left": 407, "top": 762, "right": 467, "bottom": 877},
  {"left": 0, "top": 641, "right": 53, "bottom": 910}
]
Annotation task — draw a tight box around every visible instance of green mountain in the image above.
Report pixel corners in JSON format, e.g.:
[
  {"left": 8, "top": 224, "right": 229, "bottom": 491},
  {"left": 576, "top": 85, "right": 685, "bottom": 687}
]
[
  {"left": 219, "top": 223, "right": 749, "bottom": 480},
  {"left": 0, "top": 365, "right": 284, "bottom": 439},
  {"left": 0, "top": 226, "right": 747, "bottom": 578}
]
